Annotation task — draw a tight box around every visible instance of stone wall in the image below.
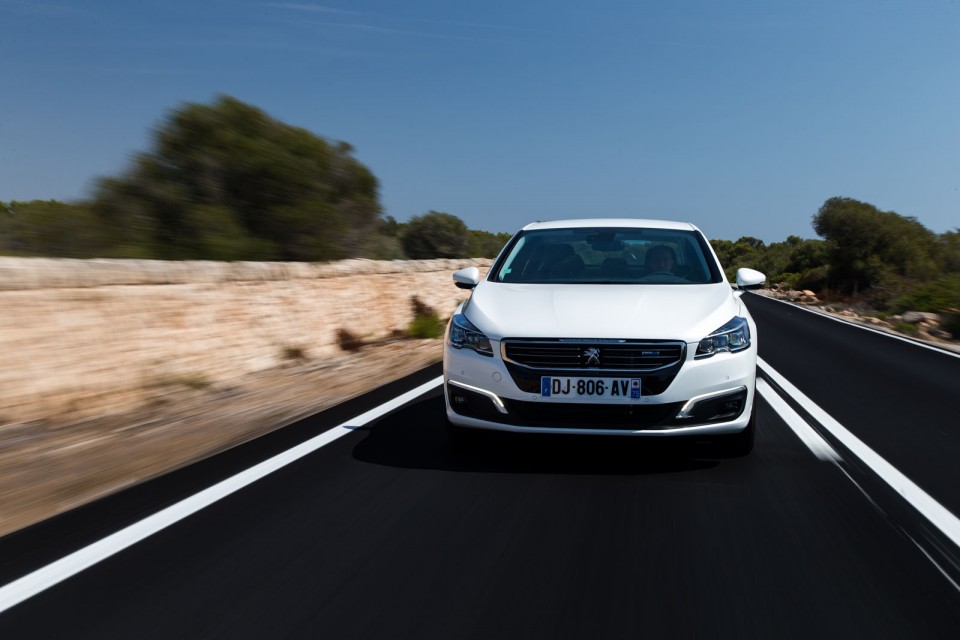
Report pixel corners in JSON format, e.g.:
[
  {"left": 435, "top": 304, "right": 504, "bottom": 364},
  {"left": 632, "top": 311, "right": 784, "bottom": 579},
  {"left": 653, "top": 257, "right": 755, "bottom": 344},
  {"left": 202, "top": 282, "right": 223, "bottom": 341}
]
[{"left": 0, "top": 257, "right": 492, "bottom": 423}]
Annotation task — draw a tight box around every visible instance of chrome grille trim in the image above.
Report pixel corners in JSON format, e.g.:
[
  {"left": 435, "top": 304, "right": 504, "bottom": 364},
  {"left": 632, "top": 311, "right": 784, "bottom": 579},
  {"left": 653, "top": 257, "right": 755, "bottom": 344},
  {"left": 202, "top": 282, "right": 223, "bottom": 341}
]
[{"left": 501, "top": 339, "right": 686, "bottom": 373}]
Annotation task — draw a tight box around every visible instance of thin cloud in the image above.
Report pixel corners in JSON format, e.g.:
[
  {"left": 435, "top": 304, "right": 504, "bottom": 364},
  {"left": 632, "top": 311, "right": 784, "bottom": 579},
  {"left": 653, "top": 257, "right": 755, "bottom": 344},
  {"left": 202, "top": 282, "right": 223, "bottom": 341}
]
[
  {"left": 271, "top": 17, "right": 521, "bottom": 44},
  {"left": 167, "top": 37, "right": 374, "bottom": 57},
  {"left": 261, "top": 2, "right": 539, "bottom": 37},
  {"left": 259, "top": 2, "right": 371, "bottom": 17},
  {"left": 402, "top": 15, "right": 545, "bottom": 34}
]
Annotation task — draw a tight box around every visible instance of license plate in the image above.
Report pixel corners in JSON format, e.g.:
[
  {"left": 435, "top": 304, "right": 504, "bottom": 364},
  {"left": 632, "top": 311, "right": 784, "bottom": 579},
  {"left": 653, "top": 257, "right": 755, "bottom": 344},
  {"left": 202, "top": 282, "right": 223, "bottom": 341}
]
[{"left": 540, "top": 376, "right": 641, "bottom": 400}]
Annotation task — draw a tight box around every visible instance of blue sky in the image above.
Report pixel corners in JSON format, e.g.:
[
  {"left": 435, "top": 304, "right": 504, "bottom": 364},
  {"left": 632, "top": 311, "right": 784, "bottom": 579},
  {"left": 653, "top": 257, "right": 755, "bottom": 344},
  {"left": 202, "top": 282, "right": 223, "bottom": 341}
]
[{"left": 2, "top": 0, "right": 958, "bottom": 242}]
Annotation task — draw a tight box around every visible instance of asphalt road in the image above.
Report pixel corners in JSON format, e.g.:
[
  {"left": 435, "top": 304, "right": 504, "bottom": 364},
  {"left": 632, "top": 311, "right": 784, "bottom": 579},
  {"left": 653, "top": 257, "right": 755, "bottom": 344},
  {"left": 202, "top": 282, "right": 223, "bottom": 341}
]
[{"left": 1, "top": 294, "right": 959, "bottom": 639}]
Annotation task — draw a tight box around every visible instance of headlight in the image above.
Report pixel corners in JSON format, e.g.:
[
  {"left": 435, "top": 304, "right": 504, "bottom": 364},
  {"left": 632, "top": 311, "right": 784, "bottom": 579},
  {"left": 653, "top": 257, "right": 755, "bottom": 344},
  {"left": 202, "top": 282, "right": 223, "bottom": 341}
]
[
  {"left": 696, "top": 316, "right": 750, "bottom": 358},
  {"left": 447, "top": 313, "right": 493, "bottom": 357}
]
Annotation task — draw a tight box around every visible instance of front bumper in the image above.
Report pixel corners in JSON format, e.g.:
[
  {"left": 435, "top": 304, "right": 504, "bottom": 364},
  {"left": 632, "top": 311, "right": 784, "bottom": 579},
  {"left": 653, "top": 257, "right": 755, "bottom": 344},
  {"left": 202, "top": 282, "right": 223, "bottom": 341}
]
[{"left": 443, "top": 339, "right": 757, "bottom": 436}]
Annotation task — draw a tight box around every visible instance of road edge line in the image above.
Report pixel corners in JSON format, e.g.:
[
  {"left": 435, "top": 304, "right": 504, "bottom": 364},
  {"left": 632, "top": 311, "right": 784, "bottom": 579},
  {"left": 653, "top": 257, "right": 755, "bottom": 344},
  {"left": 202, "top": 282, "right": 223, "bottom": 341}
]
[
  {"left": 756, "top": 378, "right": 839, "bottom": 462},
  {"left": 758, "top": 356, "right": 960, "bottom": 551},
  {"left": 0, "top": 376, "right": 444, "bottom": 615}
]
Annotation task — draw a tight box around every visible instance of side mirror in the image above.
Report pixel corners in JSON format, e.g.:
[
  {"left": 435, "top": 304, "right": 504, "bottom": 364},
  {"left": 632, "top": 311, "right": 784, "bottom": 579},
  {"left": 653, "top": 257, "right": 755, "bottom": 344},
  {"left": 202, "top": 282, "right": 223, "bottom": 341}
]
[
  {"left": 735, "top": 268, "right": 766, "bottom": 291},
  {"left": 453, "top": 266, "right": 481, "bottom": 290}
]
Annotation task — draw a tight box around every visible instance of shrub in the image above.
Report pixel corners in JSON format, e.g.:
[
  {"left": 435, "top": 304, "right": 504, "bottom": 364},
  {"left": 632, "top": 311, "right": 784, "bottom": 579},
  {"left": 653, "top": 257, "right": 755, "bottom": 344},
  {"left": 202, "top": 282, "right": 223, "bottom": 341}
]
[
  {"left": 891, "top": 275, "right": 960, "bottom": 314},
  {"left": 337, "top": 328, "right": 363, "bottom": 352},
  {"left": 772, "top": 272, "right": 801, "bottom": 290},
  {"left": 168, "top": 373, "right": 212, "bottom": 390},
  {"left": 408, "top": 313, "right": 444, "bottom": 339},
  {"left": 795, "top": 266, "right": 829, "bottom": 292},
  {"left": 892, "top": 322, "right": 918, "bottom": 334},
  {"left": 281, "top": 345, "right": 306, "bottom": 361},
  {"left": 407, "top": 296, "right": 445, "bottom": 339}
]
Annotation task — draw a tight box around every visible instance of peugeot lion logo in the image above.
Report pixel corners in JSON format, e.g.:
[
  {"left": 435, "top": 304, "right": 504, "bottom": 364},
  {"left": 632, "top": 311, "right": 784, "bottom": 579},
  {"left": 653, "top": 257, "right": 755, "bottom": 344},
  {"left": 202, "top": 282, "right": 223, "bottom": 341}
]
[{"left": 583, "top": 347, "right": 601, "bottom": 367}]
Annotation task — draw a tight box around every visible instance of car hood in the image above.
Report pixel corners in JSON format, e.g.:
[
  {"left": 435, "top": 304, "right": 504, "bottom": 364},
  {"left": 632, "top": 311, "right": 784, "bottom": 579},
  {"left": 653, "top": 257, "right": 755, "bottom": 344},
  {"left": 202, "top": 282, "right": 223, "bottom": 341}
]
[{"left": 464, "top": 282, "right": 742, "bottom": 343}]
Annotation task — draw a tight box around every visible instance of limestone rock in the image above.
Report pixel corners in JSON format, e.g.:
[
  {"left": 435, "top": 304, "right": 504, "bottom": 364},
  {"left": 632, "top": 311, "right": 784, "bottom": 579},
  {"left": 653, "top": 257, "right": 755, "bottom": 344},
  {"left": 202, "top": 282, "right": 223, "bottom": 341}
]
[{"left": 901, "top": 311, "right": 940, "bottom": 324}]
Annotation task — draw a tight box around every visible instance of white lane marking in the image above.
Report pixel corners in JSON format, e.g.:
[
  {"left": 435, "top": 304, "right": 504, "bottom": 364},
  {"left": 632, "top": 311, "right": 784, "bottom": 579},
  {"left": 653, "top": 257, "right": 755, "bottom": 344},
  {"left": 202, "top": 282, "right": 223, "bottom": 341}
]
[
  {"left": 759, "top": 357, "right": 960, "bottom": 551},
  {"left": 755, "top": 294, "right": 960, "bottom": 359},
  {"left": 0, "top": 376, "right": 444, "bottom": 615},
  {"left": 756, "top": 378, "right": 839, "bottom": 462}
]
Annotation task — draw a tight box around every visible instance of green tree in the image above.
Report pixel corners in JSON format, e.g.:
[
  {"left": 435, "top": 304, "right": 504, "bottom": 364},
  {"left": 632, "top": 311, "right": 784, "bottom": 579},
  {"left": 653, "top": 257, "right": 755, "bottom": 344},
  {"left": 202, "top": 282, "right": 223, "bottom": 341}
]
[
  {"left": 361, "top": 216, "right": 406, "bottom": 260},
  {"left": 711, "top": 234, "right": 828, "bottom": 289},
  {"left": 0, "top": 200, "right": 107, "bottom": 257},
  {"left": 467, "top": 229, "right": 512, "bottom": 258},
  {"left": 92, "top": 95, "right": 382, "bottom": 260},
  {"left": 812, "top": 197, "right": 939, "bottom": 296},
  {"left": 783, "top": 237, "right": 828, "bottom": 273},
  {"left": 938, "top": 229, "right": 960, "bottom": 273},
  {"left": 710, "top": 236, "right": 767, "bottom": 280},
  {"left": 401, "top": 211, "right": 469, "bottom": 259}
]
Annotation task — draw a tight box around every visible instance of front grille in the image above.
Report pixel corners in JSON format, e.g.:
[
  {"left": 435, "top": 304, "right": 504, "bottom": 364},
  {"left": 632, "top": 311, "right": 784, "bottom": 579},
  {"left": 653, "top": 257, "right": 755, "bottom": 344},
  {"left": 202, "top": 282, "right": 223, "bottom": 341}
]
[
  {"left": 501, "top": 338, "right": 686, "bottom": 396},
  {"left": 502, "top": 339, "right": 685, "bottom": 371}
]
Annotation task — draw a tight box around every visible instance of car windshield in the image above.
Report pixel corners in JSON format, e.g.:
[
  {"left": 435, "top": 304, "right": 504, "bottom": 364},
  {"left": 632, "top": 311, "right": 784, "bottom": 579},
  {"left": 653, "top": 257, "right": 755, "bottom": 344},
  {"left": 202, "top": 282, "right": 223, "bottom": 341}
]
[{"left": 492, "top": 227, "right": 723, "bottom": 285}]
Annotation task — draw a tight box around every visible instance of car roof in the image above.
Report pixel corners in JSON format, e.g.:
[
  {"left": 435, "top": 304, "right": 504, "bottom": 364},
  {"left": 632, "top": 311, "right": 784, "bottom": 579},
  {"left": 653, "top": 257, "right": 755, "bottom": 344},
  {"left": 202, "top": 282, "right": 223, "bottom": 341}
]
[{"left": 520, "top": 218, "right": 700, "bottom": 233}]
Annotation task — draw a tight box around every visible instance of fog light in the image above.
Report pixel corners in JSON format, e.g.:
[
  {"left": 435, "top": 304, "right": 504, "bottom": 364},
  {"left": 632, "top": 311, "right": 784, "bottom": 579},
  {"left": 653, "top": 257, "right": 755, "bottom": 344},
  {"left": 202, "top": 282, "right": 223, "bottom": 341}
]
[
  {"left": 675, "top": 387, "right": 747, "bottom": 423},
  {"left": 717, "top": 400, "right": 740, "bottom": 417},
  {"left": 447, "top": 381, "right": 509, "bottom": 418}
]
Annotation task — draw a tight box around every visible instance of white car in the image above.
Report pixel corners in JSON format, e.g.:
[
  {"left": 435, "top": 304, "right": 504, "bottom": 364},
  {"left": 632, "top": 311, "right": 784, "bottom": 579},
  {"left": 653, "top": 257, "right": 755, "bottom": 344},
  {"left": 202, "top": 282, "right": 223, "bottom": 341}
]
[{"left": 442, "top": 218, "right": 766, "bottom": 455}]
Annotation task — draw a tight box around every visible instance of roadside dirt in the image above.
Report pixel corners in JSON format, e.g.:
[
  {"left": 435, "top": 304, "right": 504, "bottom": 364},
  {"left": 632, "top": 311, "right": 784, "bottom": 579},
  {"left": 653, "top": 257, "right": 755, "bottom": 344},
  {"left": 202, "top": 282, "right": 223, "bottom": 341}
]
[{"left": 0, "top": 339, "right": 442, "bottom": 539}]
